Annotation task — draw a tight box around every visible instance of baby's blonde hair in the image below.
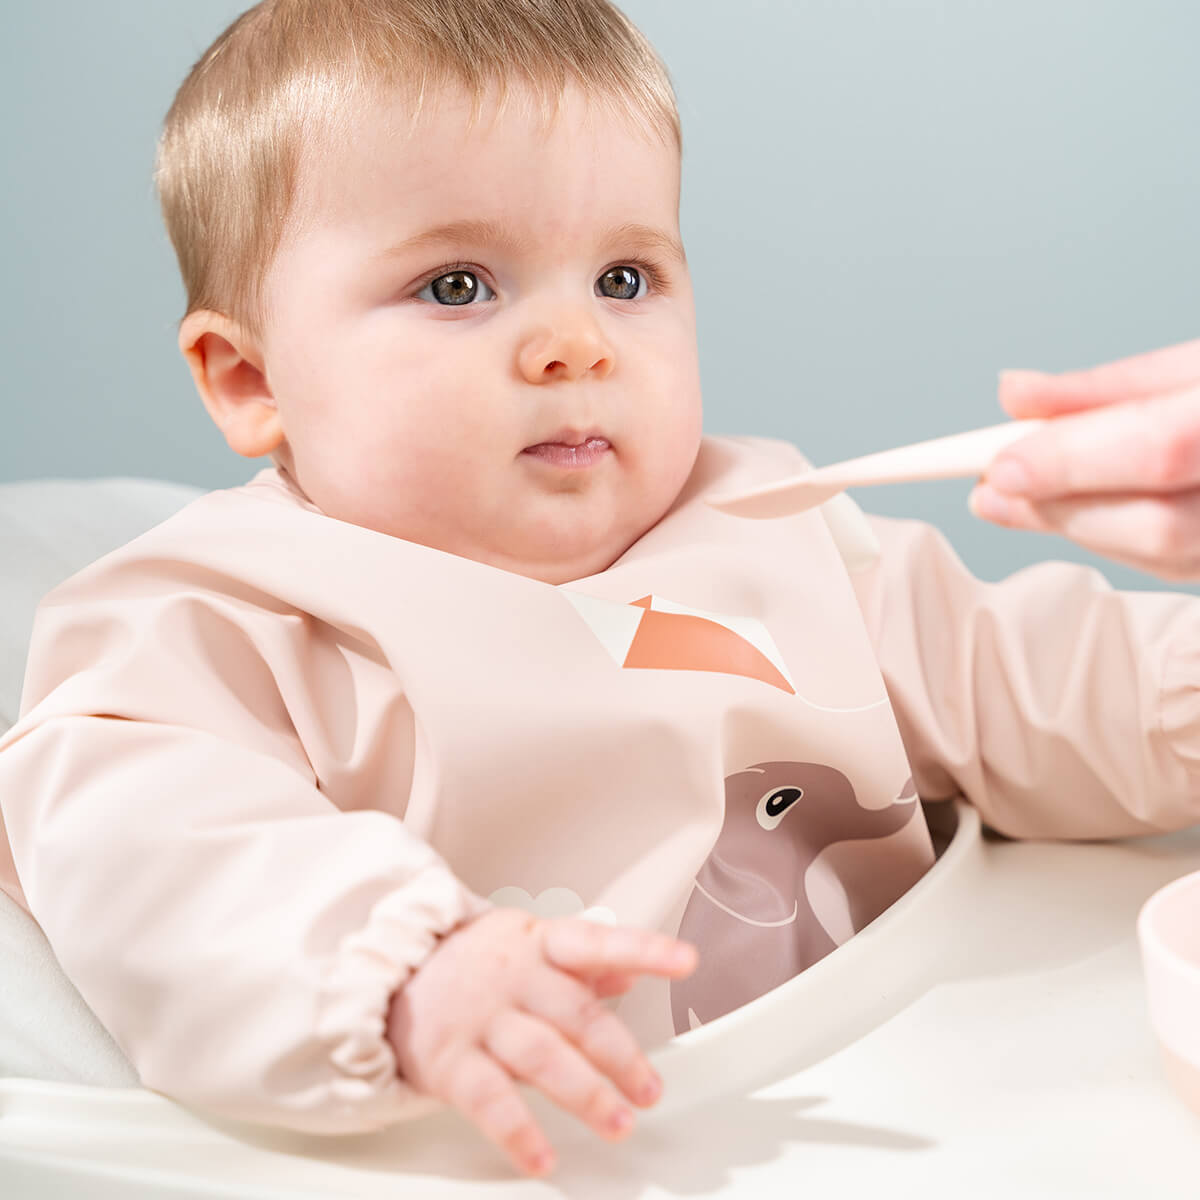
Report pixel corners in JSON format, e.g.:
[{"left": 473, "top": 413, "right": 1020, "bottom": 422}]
[{"left": 155, "top": 0, "right": 680, "bottom": 345}]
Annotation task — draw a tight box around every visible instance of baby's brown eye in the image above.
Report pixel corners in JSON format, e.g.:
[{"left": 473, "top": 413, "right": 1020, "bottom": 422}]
[
  {"left": 418, "top": 270, "right": 495, "bottom": 306},
  {"left": 596, "top": 266, "right": 644, "bottom": 300}
]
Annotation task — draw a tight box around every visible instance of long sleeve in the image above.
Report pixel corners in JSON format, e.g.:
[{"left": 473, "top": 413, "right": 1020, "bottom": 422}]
[
  {"left": 0, "top": 569, "right": 489, "bottom": 1132},
  {"left": 841, "top": 507, "right": 1200, "bottom": 839}
]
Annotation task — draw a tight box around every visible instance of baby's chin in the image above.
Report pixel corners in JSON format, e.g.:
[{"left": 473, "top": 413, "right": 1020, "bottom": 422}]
[
  {"left": 470, "top": 533, "right": 639, "bottom": 586},
  {"left": 317, "top": 475, "right": 672, "bottom": 583},
  {"left": 455, "top": 507, "right": 659, "bottom": 585}
]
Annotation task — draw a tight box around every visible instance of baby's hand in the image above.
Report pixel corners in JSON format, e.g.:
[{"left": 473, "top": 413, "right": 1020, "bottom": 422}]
[{"left": 385, "top": 907, "right": 698, "bottom": 1176}]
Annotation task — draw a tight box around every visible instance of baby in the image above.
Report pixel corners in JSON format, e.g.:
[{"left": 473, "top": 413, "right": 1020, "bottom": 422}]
[{"left": 3, "top": 0, "right": 1200, "bottom": 1181}]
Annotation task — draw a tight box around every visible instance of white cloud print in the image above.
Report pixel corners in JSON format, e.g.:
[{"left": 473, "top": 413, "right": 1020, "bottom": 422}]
[{"left": 488, "top": 886, "right": 616, "bottom": 926}]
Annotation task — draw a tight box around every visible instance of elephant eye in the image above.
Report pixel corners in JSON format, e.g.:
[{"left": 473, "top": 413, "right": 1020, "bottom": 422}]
[{"left": 756, "top": 786, "right": 803, "bottom": 831}]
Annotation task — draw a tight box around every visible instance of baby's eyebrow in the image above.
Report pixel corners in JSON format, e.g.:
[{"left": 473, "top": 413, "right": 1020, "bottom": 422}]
[{"left": 370, "top": 218, "right": 686, "bottom": 266}]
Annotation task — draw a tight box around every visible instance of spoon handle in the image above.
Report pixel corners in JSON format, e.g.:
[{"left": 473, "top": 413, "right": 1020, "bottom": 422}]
[
  {"left": 707, "top": 419, "right": 1046, "bottom": 519},
  {"left": 810, "top": 417, "right": 1047, "bottom": 487}
]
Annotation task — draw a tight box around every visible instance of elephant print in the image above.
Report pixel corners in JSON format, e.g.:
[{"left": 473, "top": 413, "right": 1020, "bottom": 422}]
[{"left": 670, "top": 763, "right": 917, "bottom": 1034}]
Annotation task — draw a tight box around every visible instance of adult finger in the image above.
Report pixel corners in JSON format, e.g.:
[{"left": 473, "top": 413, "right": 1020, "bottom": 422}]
[
  {"left": 968, "top": 486, "right": 1200, "bottom": 582},
  {"left": 485, "top": 1009, "right": 636, "bottom": 1142},
  {"left": 442, "top": 1048, "right": 557, "bottom": 1176},
  {"left": 519, "top": 964, "right": 662, "bottom": 1107},
  {"left": 984, "top": 387, "right": 1200, "bottom": 501},
  {"left": 999, "top": 338, "right": 1200, "bottom": 419},
  {"left": 541, "top": 919, "right": 698, "bottom": 980}
]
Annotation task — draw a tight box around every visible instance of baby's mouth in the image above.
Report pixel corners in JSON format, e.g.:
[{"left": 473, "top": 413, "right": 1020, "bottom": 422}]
[{"left": 521, "top": 434, "right": 612, "bottom": 469}]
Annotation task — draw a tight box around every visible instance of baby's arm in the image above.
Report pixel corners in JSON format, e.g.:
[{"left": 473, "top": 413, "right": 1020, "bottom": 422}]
[
  {"left": 844, "top": 509, "right": 1200, "bottom": 838},
  {"left": 0, "top": 708, "right": 483, "bottom": 1130},
  {"left": 389, "top": 908, "right": 696, "bottom": 1176},
  {"left": 0, "top": 574, "right": 492, "bottom": 1131},
  {"left": 0, "top": 554, "right": 699, "bottom": 1150}
]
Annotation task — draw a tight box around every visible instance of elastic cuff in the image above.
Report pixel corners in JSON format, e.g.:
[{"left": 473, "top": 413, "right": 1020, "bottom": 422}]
[{"left": 314, "top": 864, "right": 492, "bottom": 1125}]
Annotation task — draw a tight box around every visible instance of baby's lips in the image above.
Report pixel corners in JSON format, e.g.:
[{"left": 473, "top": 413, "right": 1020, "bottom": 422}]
[{"left": 524, "top": 425, "right": 610, "bottom": 449}]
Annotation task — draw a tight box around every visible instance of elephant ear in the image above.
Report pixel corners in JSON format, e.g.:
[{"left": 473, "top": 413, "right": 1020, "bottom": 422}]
[{"left": 814, "top": 803, "right": 927, "bottom": 935}]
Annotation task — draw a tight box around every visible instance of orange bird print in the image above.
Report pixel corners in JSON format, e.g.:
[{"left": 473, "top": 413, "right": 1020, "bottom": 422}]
[{"left": 562, "top": 592, "right": 795, "bottom": 693}]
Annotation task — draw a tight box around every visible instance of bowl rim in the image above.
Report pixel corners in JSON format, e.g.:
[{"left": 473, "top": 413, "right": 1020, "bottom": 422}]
[{"left": 1137, "top": 868, "right": 1200, "bottom": 983}]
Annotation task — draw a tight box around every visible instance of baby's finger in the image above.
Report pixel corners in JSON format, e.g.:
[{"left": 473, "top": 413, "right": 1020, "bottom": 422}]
[
  {"left": 443, "top": 1048, "right": 557, "bottom": 1176},
  {"left": 520, "top": 965, "right": 662, "bottom": 1107},
  {"left": 541, "top": 919, "right": 698, "bottom": 980},
  {"left": 999, "top": 339, "right": 1200, "bottom": 419},
  {"left": 589, "top": 971, "right": 636, "bottom": 998},
  {"left": 486, "top": 1009, "right": 636, "bottom": 1141}
]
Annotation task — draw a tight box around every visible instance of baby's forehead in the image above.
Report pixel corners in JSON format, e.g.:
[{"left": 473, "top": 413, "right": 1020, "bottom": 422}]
[
  {"left": 303, "top": 77, "right": 673, "bottom": 170},
  {"left": 284, "top": 80, "right": 680, "bottom": 236}
]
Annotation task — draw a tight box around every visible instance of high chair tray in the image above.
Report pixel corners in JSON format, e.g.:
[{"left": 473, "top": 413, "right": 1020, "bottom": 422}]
[{"left": 3, "top": 800, "right": 1199, "bottom": 1198}]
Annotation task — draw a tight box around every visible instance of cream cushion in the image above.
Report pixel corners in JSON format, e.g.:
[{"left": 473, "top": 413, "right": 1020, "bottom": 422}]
[{"left": 0, "top": 477, "right": 203, "bottom": 733}]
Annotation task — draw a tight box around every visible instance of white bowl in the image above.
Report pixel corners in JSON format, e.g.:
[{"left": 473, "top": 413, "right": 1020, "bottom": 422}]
[{"left": 1138, "top": 869, "right": 1200, "bottom": 1114}]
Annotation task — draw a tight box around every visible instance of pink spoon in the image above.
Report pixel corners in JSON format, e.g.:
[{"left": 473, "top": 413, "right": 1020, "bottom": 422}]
[{"left": 706, "top": 418, "right": 1047, "bottom": 519}]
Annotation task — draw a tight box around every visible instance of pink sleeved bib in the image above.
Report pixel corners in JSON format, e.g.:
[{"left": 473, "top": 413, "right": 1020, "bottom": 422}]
[{"left": 0, "top": 434, "right": 935, "bottom": 1124}]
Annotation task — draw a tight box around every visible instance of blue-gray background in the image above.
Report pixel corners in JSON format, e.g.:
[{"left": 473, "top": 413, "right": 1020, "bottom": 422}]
[{"left": 3, "top": 0, "right": 1197, "bottom": 590}]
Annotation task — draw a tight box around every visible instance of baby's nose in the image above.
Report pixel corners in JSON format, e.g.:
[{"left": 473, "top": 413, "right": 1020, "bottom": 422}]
[{"left": 517, "top": 317, "right": 614, "bottom": 384}]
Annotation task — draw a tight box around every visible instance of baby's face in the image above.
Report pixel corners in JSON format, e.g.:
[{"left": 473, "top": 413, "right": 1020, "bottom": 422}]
[{"left": 257, "top": 83, "right": 702, "bottom": 584}]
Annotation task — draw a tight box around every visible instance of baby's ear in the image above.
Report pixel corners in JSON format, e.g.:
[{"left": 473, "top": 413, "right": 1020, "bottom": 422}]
[{"left": 178, "top": 310, "right": 284, "bottom": 458}]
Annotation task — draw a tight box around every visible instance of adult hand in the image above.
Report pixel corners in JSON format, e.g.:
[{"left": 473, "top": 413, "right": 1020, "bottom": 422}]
[{"left": 969, "top": 339, "right": 1200, "bottom": 581}]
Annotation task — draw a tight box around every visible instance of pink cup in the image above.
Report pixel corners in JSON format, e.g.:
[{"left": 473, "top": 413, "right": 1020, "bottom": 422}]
[{"left": 1138, "top": 869, "right": 1200, "bottom": 1114}]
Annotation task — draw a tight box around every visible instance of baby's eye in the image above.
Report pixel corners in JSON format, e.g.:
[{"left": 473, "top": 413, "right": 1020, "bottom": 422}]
[
  {"left": 417, "top": 270, "right": 496, "bottom": 306},
  {"left": 595, "top": 266, "right": 646, "bottom": 301}
]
